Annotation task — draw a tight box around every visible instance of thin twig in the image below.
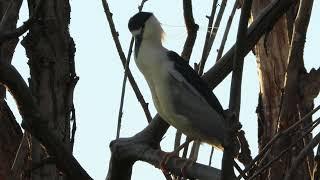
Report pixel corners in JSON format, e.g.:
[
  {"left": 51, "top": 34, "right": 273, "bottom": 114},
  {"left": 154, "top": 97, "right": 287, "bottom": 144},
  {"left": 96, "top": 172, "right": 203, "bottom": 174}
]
[
  {"left": 247, "top": 116, "right": 320, "bottom": 180},
  {"left": 233, "top": 160, "right": 248, "bottom": 179},
  {"left": 115, "top": 0, "right": 150, "bottom": 139},
  {"left": 116, "top": 38, "right": 134, "bottom": 139},
  {"left": 102, "top": 0, "right": 153, "bottom": 126},
  {"left": 198, "top": 0, "right": 218, "bottom": 75},
  {"left": 237, "top": 104, "right": 320, "bottom": 179},
  {"left": 285, "top": 130, "right": 320, "bottom": 180},
  {"left": 216, "top": 0, "right": 238, "bottom": 62},
  {"left": 198, "top": 0, "right": 228, "bottom": 75}
]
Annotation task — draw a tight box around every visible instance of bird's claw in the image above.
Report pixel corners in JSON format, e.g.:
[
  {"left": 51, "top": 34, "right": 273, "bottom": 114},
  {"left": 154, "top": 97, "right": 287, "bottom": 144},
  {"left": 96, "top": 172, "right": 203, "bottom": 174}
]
[
  {"left": 160, "top": 152, "right": 176, "bottom": 174},
  {"left": 180, "top": 159, "right": 194, "bottom": 178}
]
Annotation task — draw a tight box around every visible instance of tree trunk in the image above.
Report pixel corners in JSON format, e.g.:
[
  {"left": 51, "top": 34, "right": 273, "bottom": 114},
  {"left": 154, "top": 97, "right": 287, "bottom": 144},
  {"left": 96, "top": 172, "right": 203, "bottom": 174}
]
[
  {"left": 21, "top": 0, "right": 77, "bottom": 179},
  {"left": 0, "top": 0, "right": 23, "bottom": 178},
  {"left": 252, "top": 0, "right": 313, "bottom": 179}
]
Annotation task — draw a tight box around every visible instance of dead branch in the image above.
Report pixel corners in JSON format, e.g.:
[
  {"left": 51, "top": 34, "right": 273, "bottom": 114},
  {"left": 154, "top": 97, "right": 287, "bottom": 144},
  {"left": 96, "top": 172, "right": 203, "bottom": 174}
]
[
  {"left": 198, "top": 0, "right": 227, "bottom": 75},
  {"left": 0, "top": 63, "right": 92, "bottom": 179},
  {"left": 216, "top": 0, "right": 238, "bottom": 62},
  {"left": 197, "top": 0, "right": 218, "bottom": 75},
  {"left": 116, "top": 0, "right": 149, "bottom": 139}
]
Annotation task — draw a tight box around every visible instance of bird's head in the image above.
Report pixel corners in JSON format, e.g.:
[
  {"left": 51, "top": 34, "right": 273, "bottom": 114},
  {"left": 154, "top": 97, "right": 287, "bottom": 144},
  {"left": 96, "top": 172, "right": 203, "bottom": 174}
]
[{"left": 128, "top": 12, "right": 164, "bottom": 42}]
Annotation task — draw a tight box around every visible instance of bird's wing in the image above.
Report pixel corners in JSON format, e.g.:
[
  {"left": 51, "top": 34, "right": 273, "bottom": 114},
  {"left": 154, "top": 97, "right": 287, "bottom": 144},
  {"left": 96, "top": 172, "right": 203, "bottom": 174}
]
[{"left": 166, "top": 51, "right": 224, "bottom": 116}]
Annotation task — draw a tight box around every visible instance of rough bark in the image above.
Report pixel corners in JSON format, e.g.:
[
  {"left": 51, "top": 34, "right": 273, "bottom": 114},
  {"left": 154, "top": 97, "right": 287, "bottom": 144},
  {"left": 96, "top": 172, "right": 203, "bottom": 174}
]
[
  {"left": 21, "top": 0, "right": 77, "bottom": 179},
  {"left": 251, "top": 0, "right": 290, "bottom": 164},
  {"left": 252, "top": 0, "right": 315, "bottom": 179},
  {"left": 0, "top": 0, "right": 23, "bottom": 179}
]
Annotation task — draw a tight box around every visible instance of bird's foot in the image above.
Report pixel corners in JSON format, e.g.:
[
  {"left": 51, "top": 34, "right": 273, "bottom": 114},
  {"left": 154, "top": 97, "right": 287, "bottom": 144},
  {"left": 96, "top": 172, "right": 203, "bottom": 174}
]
[
  {"left": 160, "top": 152, "right": 176, "bottom": 174},
  {"left": 180, "top": 158, "right": 194, "bottom": 178},
  {"left": 160, "top": 139, "right": 193, "bottom": 175}
]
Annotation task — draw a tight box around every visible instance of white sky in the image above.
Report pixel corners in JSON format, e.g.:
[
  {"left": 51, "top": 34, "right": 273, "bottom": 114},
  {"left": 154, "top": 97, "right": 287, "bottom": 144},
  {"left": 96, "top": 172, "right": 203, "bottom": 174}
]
[{"left": 7, "top": 0, "right": 320, "bottom": 179}]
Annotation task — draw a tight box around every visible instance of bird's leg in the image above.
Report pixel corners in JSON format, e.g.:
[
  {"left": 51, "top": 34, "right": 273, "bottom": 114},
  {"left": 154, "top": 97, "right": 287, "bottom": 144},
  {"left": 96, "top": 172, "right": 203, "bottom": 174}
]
[{"left": 160, "top": 138, "right": 193, "bottom": 173}]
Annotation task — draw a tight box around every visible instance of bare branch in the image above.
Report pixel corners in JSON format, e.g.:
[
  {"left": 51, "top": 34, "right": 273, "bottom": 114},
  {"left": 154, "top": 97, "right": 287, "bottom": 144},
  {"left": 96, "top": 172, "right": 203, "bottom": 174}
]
[
  {"left": 181, "top": 0, "right": 199, "bottom": 61},
  {"left": 229, "top": 0, "right": 252, "bottom": 120},
  {"left": 216, "top": 0, "right": 238, "bottom": 62},
  {"left": 198, "top": 0, "right": 227, "bottom": 75},
  {"left": 197, "top": 0, "right": 218, "bottom": 75},
  {"left": 102, "top": 0, "right": 153, "bottom": 123}
]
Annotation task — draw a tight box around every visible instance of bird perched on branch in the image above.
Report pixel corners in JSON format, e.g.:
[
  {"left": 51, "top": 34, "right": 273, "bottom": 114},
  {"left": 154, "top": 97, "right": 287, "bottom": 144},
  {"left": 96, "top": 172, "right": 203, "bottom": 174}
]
[{"left": 128, "top": 11, "right": 233, "bottom": 149}]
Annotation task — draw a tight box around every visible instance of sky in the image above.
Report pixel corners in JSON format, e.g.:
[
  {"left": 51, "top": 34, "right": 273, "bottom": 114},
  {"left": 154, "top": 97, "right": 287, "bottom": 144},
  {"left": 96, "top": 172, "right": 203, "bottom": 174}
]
[{"left": 7, "top": 0, "right": 320, "bottom": 179}]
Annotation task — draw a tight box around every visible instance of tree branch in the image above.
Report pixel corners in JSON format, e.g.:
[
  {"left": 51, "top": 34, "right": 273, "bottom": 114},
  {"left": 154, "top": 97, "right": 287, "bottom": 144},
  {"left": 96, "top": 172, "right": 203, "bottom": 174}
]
[
  {"left": 102, "top": 0, "right": 153, "bottom": 123},
  {"left": 216, "top": 0, "right": 238, "bottom": 62},
  {"left": 198, "top": 0, "right": 227, "bottom": 75},
  {"left": 181, "top": 0, "right": 199, "bottom": 61}
]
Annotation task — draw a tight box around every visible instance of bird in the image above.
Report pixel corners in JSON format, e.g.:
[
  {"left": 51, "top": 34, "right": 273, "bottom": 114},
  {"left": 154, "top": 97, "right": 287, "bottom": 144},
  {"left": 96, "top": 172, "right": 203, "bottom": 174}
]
[{"left": 128, "top": 12, "right": 232, "bottom": 152}]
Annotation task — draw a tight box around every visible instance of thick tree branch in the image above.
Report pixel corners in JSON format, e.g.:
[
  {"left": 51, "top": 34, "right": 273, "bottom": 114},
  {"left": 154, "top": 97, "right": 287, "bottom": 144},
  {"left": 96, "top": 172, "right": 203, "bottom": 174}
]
[
  {"left": 0, "top": 0, "right": 43, "bottom": 44},
  {"left": 107, "top": 115, "right": 221, "bottom": 180},
  {"left": 0, "top": 63, "right": 92, "bottom": 180}
]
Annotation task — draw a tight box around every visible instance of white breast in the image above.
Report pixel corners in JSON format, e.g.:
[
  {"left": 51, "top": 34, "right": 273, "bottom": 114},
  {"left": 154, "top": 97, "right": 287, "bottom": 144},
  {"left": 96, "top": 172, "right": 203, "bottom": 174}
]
[{"left": 135, "top": 41, "right": 176, "bottom": 120}]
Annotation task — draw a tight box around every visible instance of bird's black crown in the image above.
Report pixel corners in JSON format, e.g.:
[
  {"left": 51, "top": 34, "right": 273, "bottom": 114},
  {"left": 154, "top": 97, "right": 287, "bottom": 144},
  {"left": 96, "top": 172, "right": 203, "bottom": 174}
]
[{"left": 128, "top": 12, "right": 153, "bottom": 31}]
